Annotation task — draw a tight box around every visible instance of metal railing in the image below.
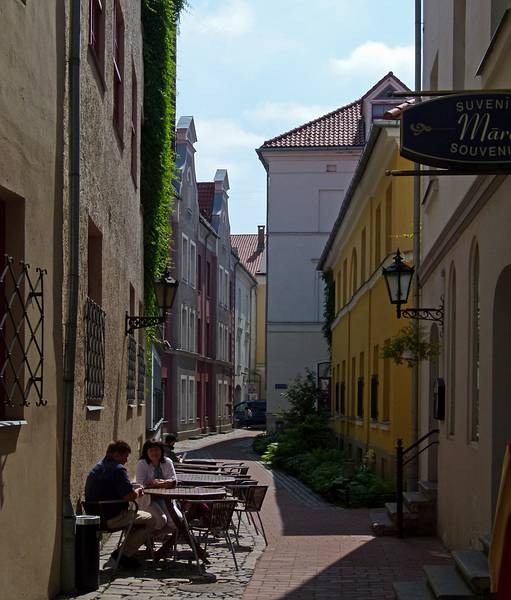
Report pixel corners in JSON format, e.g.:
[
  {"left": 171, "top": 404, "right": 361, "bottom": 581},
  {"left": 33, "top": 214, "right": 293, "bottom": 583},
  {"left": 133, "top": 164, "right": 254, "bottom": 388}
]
[
  {"left": 85, "top": 296, "right": 106, "bottom": 403},
  {"left": 396, "top": 429, "right": 439, "bottom": 537},
  {"left": 0, "top": 256, "right": 46, "bottom": 408}
]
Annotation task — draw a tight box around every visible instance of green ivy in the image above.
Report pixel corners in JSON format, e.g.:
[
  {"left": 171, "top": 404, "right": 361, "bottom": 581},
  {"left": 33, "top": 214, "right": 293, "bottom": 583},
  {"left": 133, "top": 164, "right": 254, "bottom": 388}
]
[
  {"left": 321, "top": 270, "right": 335, "bottom": 353},
  {"left": 141, "top": 0, "right": 187, "bottom": 325}
]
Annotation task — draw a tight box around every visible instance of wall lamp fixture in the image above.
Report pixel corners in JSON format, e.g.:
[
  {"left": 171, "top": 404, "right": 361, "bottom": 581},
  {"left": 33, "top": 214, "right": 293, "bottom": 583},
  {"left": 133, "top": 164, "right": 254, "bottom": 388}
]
[
  {"left": 125, "top": 267, "right": 179, "bottom": 335},
  {"left": 382, "top": 250, "right": 443, "bottom": 324}
]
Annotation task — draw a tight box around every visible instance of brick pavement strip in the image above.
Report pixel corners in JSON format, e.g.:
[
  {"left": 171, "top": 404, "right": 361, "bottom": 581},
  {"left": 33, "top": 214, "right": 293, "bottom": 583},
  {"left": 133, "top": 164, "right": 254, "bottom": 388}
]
[{"left": 58, "top": 430, "right": 453, "bottom": 600}]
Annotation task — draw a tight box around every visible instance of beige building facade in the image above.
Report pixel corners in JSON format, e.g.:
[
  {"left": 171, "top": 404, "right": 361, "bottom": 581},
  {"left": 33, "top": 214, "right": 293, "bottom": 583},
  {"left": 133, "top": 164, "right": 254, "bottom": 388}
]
[
  {"left": 420, "top": 1, "right": 511, "bottom": 549},
  {"left": 0, "top": 2, "right": 65, "bottom": 598}
]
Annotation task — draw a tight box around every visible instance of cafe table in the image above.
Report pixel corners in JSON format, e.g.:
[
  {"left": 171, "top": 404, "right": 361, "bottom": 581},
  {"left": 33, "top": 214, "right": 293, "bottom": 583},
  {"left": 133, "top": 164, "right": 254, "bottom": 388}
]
[
  {"left": 143, "top": 486, "right": 227, "bottom": 500},
  {"left": 176, "top": 472, "right": 237, "bottom": 487}
]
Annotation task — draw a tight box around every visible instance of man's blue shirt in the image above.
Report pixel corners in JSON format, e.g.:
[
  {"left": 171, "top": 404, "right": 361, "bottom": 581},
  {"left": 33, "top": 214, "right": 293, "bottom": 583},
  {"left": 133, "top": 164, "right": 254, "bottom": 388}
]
[{"left": 85, "top": 457, "right": 133, "bottom": 520}]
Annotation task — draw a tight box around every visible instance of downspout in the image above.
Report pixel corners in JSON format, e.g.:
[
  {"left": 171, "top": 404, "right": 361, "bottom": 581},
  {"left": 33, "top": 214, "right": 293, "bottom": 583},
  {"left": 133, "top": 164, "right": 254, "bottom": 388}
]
[
  {"left": 411, "top": 0, "right": 422, "bottom": 487},
  {"left": 60, "top": 0, "right": 81, "bottom": 591}
]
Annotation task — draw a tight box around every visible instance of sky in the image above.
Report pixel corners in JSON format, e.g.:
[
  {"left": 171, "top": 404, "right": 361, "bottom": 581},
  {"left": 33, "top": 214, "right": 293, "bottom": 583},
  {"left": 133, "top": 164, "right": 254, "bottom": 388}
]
[{"left": 176, "top": 0, "right": 416, "bottom": 234}]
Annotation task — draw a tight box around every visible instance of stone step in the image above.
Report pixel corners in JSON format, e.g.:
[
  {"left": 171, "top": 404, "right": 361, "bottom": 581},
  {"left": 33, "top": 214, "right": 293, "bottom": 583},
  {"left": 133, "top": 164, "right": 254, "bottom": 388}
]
[
  {"left": 452, "top": 550, "right": 490, "bottom": 594},
  {"left": 479, "top": 534, "right": 490, "bottom": 556},
  {"left": 386, "top": 501, "right": 418, "bottom": 521},
  {"left": 403, "top": 491, "right": 433, "bottom": 512},
  {"left": 393, "top": 580, "right": 435, "bottom": 600},
  {"left": 419, "top": 480, "right": 438, "bottom": 501},
  {"left": 370, "top": 510, "right": 397, "bottom": 536},
  {"left": 423, "top": 565, "right": 476, "bottom": 599}
]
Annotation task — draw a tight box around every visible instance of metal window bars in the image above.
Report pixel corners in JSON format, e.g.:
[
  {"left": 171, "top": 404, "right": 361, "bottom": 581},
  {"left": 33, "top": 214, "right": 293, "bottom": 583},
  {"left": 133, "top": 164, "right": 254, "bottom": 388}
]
[
  {"left": 136, "top": 342, "right": 145, "bottom": 404},
  {"left": 127, "top": 334, "right": 136, "bottom": 404},
  {"left": 85, "top": 296, "right": 106, "bottom": 403},
  {"left": 0, "top": 256, "right": 46, "bottom": 408}
]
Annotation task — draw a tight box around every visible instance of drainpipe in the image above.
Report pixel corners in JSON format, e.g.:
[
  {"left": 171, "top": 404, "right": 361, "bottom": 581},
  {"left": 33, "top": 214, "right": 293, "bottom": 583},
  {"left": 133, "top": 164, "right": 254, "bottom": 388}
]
[
  {"left": 410, "top": 0, "right": 422, "bottom": 488},
  {"left": 60, "top": 0, "right": 81, "bottom": 591}
]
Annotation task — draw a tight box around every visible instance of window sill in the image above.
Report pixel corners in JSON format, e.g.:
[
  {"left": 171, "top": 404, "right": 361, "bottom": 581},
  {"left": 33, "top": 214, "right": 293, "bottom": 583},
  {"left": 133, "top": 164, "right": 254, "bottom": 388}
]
[
  {"left": 0, "top": 420, "right": 28, "bottom": 429},
  {"left": 86, "top": 405, "right": 105, "bottom": 412},
  {"left": 378, "top": 421, "right": 391, "bottom": 431},
  {"left": 355, "top": 417, "right": 364, "bottom": 427},
  {"left": 127, "top": 403, "right": 137, "bottom": 409}
]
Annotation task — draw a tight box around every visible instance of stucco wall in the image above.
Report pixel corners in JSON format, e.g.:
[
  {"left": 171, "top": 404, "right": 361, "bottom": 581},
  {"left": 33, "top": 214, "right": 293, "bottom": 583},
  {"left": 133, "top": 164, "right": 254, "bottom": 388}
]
[
  {"left": 0, "top": 2, "right": 65, "bottom": 598},
  {"left": 67, "top": 0, "right": 146, "bottom": 503}
]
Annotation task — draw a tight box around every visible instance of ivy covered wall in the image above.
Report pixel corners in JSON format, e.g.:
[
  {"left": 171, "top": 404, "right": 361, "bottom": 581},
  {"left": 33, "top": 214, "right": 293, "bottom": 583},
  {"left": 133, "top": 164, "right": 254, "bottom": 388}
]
[{"left": 141, "top": 0, "right": 187, "bottom": 315}]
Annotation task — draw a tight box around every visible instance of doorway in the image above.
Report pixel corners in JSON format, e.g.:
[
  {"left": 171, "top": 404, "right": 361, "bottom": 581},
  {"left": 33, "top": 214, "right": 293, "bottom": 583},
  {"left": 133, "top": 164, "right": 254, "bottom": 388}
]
[{"left": 492, "top": 265, "right": 511, "bottom": 513}]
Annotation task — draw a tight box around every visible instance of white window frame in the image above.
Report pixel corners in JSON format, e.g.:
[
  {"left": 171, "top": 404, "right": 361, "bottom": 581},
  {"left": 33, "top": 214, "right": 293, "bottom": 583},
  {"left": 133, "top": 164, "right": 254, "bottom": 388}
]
[
  {"left": 180, "top": 375, "right": 187, "bottom": 423},
  {"left": 189, "top": 308, "right": 196, "bottom": 353},
  {"left": 188, "top": 376, "right": 196, "bottom": 423},
  {"left": 225, "top": 272, "right": 229, "bottom": 309},
  {"left": 190, "top": 241, "right": 197, "bottom": 289},
  {"left": 181, "top": 304, "right": 188, "bottom": 350},
  {"left": 181, "top": 234, "right": 189, "bottom": 283}
]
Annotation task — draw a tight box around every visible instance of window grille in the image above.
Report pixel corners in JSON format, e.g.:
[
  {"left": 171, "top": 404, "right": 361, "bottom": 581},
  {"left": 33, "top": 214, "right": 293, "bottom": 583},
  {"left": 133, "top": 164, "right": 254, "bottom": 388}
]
[
  {"left": 137, "top": 343, "right": 145, "bottom": 404},
  {"left": 0, "top": 256, "right": 46, "bottom": 408},
  {"left": 127, "top": 334, "right": 136, "bottom": 404},
  {"left": 85, "top": 296, "right": 106, "bottom": 403}
]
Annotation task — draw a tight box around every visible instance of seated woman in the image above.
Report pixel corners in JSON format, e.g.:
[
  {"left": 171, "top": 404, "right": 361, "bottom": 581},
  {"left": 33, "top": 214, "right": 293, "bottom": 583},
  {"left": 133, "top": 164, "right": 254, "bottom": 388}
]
[{"left": 136, "top": 439, "right": 177, "bottom": 551}]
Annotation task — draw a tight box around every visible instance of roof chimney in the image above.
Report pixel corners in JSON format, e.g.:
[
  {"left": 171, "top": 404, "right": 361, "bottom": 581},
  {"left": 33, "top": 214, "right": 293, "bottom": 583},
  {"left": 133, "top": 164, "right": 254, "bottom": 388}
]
[{"left": 257, "top": 225, "right": 265, "bottom": 251}]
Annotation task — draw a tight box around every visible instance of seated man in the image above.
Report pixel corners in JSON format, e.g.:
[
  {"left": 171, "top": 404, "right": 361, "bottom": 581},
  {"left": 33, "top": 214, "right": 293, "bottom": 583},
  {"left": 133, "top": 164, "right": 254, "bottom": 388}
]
[
  {"left": 163, "top": 433, "right": 182, "bottom": 463},
  {"left": 85, "top": 440, "right": 155, "bottom": 568}
]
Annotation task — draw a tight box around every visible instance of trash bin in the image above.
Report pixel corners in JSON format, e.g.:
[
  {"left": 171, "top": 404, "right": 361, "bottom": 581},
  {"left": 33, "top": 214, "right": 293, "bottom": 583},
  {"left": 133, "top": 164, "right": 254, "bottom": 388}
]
[{"left": 75, "top": 514, "right": 100, "bottom": 592}]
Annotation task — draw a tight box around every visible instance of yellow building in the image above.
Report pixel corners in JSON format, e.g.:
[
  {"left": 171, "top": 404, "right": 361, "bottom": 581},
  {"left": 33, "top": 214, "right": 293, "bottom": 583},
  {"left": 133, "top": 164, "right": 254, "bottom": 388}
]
[{"left": 318, "top": 122, "right": 414, "bottom": 480}]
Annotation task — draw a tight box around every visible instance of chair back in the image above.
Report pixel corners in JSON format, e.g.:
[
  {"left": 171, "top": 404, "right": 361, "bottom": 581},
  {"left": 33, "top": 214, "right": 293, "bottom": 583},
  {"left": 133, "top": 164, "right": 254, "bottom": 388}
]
[
  {"left": 208, "top": 499, "right": 236, "bottom": 531},
  {"left": 244, "top": 485, "right": 268, "bottom": 512},
  {"left": 81, "top": 500, "right": 129, "bottom": 529}
]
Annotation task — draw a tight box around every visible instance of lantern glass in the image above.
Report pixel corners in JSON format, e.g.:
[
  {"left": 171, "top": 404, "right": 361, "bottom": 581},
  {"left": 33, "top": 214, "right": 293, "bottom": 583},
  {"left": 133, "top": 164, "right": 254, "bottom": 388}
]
[
  {"left": 382, "top": 250, "right": 414, "bottom": 306},
  {"left": 153, "top": 268, "right": 178, "bottom": 313}
]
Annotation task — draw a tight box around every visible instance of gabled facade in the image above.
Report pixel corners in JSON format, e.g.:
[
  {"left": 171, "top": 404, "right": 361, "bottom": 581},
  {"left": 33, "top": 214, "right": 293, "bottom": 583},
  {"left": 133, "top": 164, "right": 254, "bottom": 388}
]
[
  {"left": 318, "top": 122, "right": 414, "bottom": 478},
  {"left": 257, "top": 73, "right": 410, "bottom": 429},
  {"left": 164, "top": 116, "right": 201, "bottom": 437}
]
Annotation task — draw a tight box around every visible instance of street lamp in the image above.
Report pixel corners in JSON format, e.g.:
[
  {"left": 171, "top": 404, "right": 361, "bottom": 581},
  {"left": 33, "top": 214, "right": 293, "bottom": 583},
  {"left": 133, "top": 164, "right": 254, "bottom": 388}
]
[
  {"left": 382, "top": 250, "right": 443, "bottom": 323},
  {"left": 125, "top": 267, "right": 179, "bottom": 335}
]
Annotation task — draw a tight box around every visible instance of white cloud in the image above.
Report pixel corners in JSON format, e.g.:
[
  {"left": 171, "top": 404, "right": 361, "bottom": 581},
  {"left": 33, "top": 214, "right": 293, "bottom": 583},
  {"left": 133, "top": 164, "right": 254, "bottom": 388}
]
[
  {"left": 329, "top": 41, "right": 414, "bottom": 81},
  {"left": 182, "top": 0, "right": 254, "bottom": 37},
  {"left": 245, "top": 101, "right": 334, "bottom": 124},
  {"left": 195, "top": 118, "right": 264, "bottom": 153}
]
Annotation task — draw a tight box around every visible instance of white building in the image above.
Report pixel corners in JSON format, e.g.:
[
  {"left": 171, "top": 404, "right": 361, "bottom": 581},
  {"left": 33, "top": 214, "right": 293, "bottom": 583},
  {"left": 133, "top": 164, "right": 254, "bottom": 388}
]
[
  {"left": 257, "top": 73, "right": 409, "bottom": 428},
  {"left": 232, "top": 250, "right": 257, "bottom": 404}
]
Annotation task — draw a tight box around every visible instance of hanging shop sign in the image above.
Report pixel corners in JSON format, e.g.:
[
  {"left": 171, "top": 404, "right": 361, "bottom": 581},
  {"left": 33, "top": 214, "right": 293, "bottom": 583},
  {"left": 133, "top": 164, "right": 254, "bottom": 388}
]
[{"left": 401, "top": 92, "right": 511, "bottom": 170}]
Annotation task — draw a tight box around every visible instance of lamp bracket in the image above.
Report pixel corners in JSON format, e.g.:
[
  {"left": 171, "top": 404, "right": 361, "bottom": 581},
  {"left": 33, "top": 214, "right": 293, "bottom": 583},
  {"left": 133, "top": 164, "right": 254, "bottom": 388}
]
[
  {"left": 401, "top": 307, "right": 444, "bottom": 324},
  {"left": 125, "top": 313, "right": 164, "bottom": 336}
]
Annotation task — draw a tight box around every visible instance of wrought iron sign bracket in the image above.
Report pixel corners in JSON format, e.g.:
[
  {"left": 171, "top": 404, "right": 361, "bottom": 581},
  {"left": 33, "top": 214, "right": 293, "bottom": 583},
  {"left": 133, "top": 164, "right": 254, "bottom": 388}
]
[
  {"left": 400, "top": 307, "right": 444, "bottom": 324},
  {"left": 125, "top": 312, "right": 164, "bottom": 336}
]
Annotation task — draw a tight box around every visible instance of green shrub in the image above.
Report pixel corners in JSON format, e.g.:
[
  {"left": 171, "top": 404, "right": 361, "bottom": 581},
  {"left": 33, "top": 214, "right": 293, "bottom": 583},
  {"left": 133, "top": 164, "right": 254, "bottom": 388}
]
[{"left": 261, "top": 442, "right": 280, "bottom": 464}]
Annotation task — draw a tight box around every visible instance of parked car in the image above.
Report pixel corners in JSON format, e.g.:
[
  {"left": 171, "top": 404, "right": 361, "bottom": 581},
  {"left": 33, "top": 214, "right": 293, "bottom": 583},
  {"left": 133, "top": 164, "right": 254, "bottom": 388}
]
[{"left": 233, "top": 400, "right": 266, "bottom": 429}]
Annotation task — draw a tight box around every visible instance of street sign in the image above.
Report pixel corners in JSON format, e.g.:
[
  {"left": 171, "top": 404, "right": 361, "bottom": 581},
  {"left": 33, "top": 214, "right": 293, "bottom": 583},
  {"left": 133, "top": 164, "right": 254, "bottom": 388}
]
[{"left": 401, "top": 92, "right": 511, "bottom": 170}]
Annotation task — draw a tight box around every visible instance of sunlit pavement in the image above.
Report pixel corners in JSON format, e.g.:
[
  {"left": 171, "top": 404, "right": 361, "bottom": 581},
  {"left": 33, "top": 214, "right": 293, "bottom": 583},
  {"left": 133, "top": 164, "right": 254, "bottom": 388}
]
[{"left": 60, "top": 429, "right": 452, "bottom": 599}]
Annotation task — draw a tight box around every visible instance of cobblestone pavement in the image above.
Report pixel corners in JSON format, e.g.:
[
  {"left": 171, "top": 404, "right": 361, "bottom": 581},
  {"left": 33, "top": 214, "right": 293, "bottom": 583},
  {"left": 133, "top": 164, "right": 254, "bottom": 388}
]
[{"left": 60, "top": 429, "right": 453, "bottom": 599}]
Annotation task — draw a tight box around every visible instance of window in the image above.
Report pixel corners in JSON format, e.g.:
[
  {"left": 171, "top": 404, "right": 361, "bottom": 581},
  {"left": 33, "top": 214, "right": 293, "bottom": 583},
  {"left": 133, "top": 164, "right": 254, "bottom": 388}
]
[
  {"left": 190, "top": 242, "right": 197, "bottom": 288},
  {"left": 181, "top": 305, "right": 188, "bottom": 350},
  {"left": 469, "top": 245, "right": 480, "bottom": 443},
  {"left": 340, "top": 361, "right": 346, "bottom": 415},
  {"left": 385, "top": 186, "right": 392, "bottom": 254},
  {"left": 181, "top": 235, "right": 189, "bottom": 282},
  {"left": 130, "top": 64, "right": 138, "bottom": 183},
  {"left": 113, "top": 0, "right": 125, "bottom": 137},
  {"left": 372, "top": 103, "right": 398, "bottom": 120},
  {"left": 350, "top": 356, "right": 356, "bottom": 416},
  {"left": 448, "top": 265, "right": 457, "bottom": 437},
  {"left": 218, "top": 266, "right": 223, "bottom": 305},
  {"left": 87, "top": 218, "right": 103, "bottom": 305},
  {"left": 206, "top": 261, "right": 211, "bottom": 297},
  {"left": 189, "top": 309, "right": 196, "bottom": 353},
  {"left": 357, "top": 352, "right": 365, "bottom": 418},
  {"left": 382, "top": 342, "right": 390, "bottom": 421},
  {"left": 180, "top": 375, "right": 187, "bottom": 423},
  {"left": 225, "top": 272, "right": 230, "bottom": 309},
  {"left": 89, "top": 0, "right": 105, "bottom": 75},
  {"left": 370, "top": 376, "right": 379, "bottom": 420},
  {"left": 188, "top": 376, "right": 196, "bottom": 423},
  {"left": 375, "top": 205, "right": 382, "bottom": 266},
  {"left": 198, "top": 254, "right": 202, "bottom": 291},
  {"left": 197, "top": 316, "right": 202, "bottom": 354},
  {"left": 361, "top": 228, "right": 366, "bottom": 283}
]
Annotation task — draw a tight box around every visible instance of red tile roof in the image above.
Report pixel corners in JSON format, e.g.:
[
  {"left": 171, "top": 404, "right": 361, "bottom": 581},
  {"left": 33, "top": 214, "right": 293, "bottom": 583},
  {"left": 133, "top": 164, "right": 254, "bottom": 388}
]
[
  {"left": 260, "top": 72, "right": 410, "bottom": 150},
  {"left": 231, "top": 234, "right": 265, "bottom": 277},
  {"left": 261, "top": 100, "right": 364, "bottom": 149},
  {"left": 197, "top": 182, "right": 215, "bottom": 219}
]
